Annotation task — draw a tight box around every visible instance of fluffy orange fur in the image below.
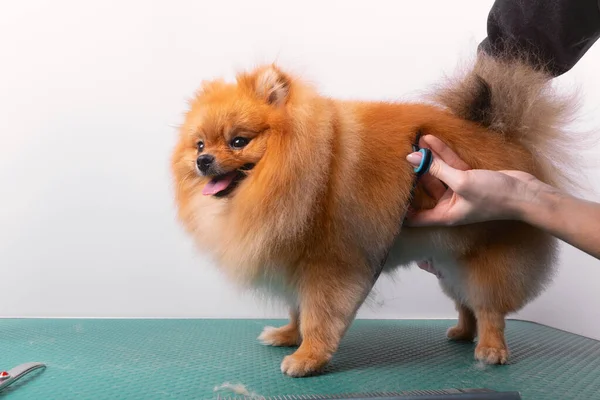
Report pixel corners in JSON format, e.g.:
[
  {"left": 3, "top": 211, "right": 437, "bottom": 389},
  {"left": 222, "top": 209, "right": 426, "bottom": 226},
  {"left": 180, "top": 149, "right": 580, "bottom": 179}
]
[{"left": 171, "top": 55, "right": 575, "bottom": 377}]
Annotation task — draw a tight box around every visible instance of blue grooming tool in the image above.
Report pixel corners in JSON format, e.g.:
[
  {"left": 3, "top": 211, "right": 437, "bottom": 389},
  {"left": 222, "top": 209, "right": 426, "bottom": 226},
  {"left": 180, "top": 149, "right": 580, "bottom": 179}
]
[
  {"left": 413, "top": 147, "right": 433, "bottom": 176},
  {"left": 411, "top": 133, "right": 433, "bottom": 177}
]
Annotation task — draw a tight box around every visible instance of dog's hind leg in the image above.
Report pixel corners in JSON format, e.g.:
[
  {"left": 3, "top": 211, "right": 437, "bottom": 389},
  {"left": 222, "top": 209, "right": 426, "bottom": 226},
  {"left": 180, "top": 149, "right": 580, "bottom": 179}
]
[{"left": 447, "top": 302, "right": 478, "bottom": 342}]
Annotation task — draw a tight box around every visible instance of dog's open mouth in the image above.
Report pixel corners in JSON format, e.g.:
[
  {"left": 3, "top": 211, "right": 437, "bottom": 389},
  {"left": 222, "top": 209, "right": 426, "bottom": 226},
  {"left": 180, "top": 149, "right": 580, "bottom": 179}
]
[{"left": 202, "top": 164, "right": 254, "bottom": 197}]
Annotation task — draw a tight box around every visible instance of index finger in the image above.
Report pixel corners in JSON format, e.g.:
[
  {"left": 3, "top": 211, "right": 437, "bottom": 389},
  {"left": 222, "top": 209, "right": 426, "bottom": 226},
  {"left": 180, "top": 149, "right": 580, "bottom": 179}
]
[{"left": 419, "top": 135, "right": 470, "bottom": 171}]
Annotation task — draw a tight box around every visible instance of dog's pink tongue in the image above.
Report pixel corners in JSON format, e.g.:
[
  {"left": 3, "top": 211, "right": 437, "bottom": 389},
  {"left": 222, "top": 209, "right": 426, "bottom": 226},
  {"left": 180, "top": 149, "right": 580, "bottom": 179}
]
[{"left": 202, "top": 172, "right": 237, "bottom": 196}]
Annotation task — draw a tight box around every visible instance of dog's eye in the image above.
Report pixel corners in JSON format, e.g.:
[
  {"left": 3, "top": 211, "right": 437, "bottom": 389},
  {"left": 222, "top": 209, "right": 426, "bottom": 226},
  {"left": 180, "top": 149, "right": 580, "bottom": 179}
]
[
  {"left": 230, "top": 137, "right": 250, "bottom": 149},
  {"left": 196, "top": 141, "right": 204, "bottom": 152}
]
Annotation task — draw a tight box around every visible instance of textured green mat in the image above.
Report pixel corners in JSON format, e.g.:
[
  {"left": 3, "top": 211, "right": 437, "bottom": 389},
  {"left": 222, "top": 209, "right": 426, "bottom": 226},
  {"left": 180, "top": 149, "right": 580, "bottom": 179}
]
[{"left": 1, "top": 319, "right": 599, "bottom": 399}]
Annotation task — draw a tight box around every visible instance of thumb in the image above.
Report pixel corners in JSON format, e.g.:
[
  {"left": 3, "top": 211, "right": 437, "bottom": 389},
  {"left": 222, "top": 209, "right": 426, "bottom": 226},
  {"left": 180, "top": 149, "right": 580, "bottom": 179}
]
[{"left": 406, "top": 151, "right": 463, "bottom": 188}]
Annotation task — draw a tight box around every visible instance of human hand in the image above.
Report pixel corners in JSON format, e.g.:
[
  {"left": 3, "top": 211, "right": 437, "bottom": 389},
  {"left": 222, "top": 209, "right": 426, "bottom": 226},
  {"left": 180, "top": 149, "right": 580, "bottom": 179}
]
[{"left": 405, "top": 135, "right": 547, "bottom": 226}]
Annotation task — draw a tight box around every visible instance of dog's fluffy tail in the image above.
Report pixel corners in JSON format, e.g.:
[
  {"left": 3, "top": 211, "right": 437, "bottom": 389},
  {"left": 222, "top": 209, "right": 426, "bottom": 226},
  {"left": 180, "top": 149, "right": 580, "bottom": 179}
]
[{"left": 433, "top": 52, "right": 582, "bottom": 191}]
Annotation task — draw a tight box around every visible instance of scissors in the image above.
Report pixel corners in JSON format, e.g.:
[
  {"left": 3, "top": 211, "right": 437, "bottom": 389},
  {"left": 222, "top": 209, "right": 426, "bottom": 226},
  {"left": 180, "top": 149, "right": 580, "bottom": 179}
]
[{"left": 0, "top": 362, "right": 46, "bottom": 392}]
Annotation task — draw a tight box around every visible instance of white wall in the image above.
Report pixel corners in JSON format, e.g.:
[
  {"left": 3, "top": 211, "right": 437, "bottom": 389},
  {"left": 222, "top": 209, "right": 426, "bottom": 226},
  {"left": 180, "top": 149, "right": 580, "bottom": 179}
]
[{"left": 1, "top": 0, "right": 599, "bottom": 338}]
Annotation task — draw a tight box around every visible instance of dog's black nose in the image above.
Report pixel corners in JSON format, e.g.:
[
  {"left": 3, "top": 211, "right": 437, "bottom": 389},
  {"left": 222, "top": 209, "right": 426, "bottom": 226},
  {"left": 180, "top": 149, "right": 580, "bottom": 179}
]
[{"left": 197, "top": 154, "right": 215, "bottom": 173}]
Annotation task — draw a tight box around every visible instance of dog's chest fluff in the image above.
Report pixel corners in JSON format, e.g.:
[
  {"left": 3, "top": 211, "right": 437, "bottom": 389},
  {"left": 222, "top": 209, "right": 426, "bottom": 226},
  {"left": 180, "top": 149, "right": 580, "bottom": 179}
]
[{"left": 190, "top": 193, "right": 299, "bottom": 284}]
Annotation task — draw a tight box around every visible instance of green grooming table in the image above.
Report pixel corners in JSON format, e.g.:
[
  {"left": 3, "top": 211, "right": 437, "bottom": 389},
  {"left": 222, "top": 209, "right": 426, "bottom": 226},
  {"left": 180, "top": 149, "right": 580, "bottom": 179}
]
[{"left": 1, "top": 319, "right": 599, "bottom": 399}]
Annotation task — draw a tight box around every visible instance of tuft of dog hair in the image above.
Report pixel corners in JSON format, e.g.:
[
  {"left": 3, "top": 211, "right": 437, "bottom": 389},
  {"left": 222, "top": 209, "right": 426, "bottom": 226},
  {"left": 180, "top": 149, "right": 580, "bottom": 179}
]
[{"left": 431, "top": 50, "right": 582, "bottom": 192}]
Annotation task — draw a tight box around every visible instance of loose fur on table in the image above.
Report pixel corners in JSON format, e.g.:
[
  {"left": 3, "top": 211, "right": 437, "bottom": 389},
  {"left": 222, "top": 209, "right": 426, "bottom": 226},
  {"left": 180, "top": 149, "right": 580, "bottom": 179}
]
[{"left": 171, "top": 51, "right": 580, "bottom": 377}]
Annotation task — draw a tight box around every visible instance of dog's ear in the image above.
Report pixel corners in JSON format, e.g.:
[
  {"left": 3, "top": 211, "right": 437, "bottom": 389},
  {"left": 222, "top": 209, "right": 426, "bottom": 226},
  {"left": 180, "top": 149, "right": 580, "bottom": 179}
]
[{"left": 239, "top": 65, "right": 291, "bottom": 106}]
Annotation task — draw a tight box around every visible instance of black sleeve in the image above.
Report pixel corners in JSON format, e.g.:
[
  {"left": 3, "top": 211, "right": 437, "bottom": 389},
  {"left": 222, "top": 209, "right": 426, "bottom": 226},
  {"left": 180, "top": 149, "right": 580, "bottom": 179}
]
[{"left": 478, "top": 0, "right": 600, "bottom": 76}]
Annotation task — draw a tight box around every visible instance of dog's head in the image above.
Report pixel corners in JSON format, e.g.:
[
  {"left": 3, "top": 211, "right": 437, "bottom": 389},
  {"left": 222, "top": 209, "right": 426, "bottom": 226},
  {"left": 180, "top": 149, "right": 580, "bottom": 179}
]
[{"left": 175, "top": 65, "right": 292, "bottom": 198}]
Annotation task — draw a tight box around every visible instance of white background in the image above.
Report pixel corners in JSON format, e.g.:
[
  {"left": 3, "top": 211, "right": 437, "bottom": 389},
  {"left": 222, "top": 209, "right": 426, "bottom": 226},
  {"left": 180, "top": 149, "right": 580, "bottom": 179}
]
[{"left": 1, "top": 0, "right": 599, "bottom": 339}]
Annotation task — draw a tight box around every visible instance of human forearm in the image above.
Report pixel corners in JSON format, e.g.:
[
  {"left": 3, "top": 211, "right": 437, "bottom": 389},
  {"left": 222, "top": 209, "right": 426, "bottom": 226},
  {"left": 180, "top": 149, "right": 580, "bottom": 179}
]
[{"left": 518, "top": 187, "right": 600, "bottom": 259}]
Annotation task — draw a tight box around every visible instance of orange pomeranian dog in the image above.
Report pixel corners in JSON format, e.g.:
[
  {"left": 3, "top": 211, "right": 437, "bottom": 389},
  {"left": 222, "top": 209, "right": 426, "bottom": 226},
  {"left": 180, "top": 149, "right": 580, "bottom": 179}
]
[{"left": 171, "top": 53, "right": 577, "bottom": 377}]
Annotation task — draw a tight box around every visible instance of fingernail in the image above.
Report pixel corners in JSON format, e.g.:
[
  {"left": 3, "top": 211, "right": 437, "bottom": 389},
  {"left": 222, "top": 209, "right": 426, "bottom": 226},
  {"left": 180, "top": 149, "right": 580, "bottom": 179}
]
[{"left": 406, "top": 152, "right": 423, "bottom": 166}]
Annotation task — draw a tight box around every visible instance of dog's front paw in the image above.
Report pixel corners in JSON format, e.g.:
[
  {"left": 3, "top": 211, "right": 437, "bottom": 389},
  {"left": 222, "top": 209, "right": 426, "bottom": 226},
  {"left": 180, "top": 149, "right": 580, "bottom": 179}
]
[
  {"left": 446, "top": 325, "right": 476, "bottom": 342},
  {"left": 280, "top": 351, "right": 330, "bottom": 377},
  {"left": 475, "top": 345, "right": 509, "bottom": 364},
  {"left": 258, "top": 325, "right": 301, "bottom": 347}
]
